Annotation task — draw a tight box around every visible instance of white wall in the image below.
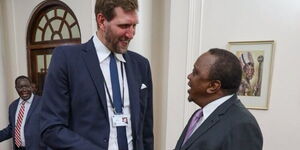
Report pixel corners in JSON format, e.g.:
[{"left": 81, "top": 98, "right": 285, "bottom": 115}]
[
  {"left": 128, "top": 0, "right": 153, "bottom": 58},
  {"left": 1, "top": 0, "right": 19, "bottom": 102},
  {"left": 151, "top": 0, "right": 169, "bottom": 149},
  {"left": 151, "top": 0, "right": 204, "bottom": 149},
  {"left": 0, "top": 0, "right": 10, "bottom": 149},
  {"left": 200, "top": 0, "right": 300, "bottom": 149},
  {"left": 62, "top": 0, "right": 94, "bottom": 42}
]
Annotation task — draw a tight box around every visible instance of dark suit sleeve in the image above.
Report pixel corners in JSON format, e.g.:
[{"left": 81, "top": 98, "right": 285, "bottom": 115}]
[
  {"left": 40, "top": 47, "right": 102, "bottom": 150},
  {"left": 0, "top": 124, "right": 12, "bottom": 142},
  {"left": 143, "top": 60, "right": 154, "bottom": 150},
  {"left": 222, "top": 122, "right": 263, "bottom": 150}
]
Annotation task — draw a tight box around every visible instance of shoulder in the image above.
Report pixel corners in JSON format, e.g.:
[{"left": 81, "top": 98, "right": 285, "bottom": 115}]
[
  {"left": 33, "top": 95, "right": 41, "bottom": 100},
  {"left": 53, "top": 39, "right": 93, "bottom": 55},
  {"left": 226, "top": 100, "right": 258, "bottom": 124},
  {"left": 8, "top": 99, "right": 19, "bottom": 111},
  {"left": 10, "top": 99, "right": 19, "bottom": 107},
  {"left": 33, "top": 95, "right": 42, "bottom": 104},
  {"left": 53, "top": 43, "right": 85, "bottom": 54},
  {"left": 50, "top": 40, "right": 93, "bottom": 64},
  {"left": 126, "top": 50, "right": 150, "bottom": 65}
]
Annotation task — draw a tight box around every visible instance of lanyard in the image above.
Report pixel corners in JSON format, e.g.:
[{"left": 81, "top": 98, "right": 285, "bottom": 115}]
[{"left": 103, "top": 62, "right": 125, "bottom": 114}]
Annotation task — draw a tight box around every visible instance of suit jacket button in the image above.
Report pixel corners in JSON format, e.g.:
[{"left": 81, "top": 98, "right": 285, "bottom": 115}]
[{"left": 104, "top": 139, "right": 108, "bottom": 143}]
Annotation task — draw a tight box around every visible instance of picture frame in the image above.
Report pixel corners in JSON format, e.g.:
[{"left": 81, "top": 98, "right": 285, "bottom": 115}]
[{"left": 228, "top": 41, "right": 275, "bottom": 110}]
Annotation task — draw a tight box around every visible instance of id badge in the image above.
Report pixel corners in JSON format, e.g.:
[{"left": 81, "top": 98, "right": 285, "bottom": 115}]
[{"left": 112, "top": 114, "right": 129, "bottom": 127}]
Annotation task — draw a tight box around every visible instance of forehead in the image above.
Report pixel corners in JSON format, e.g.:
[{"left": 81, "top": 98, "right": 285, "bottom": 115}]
[
  {"left": 16, "top": 78, "right": 30, "bottom": 85},
  {"left": 112, "top": 7, "right": 138, "bottom": 24},
  {"left": 194, "top": 52, "right": 217, "bottom": 70}
]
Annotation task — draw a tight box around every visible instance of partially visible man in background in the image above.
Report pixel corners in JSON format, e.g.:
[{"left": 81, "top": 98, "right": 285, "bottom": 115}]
[
  {"left": 30, "top": 83, "right": 38, "bottom": 95},
  {"left": 0, "top": 75, "right": 45, "bottom": 150}
]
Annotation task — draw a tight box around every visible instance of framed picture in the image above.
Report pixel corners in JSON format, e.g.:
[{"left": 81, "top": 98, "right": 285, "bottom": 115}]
[{"left": 228, "top": 41, "right": 275, "bottom": 110}]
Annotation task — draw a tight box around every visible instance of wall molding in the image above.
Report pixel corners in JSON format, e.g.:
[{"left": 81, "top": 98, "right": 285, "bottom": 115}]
[{"left": 183, "top": 0, "right": 204, "bottom": 124}]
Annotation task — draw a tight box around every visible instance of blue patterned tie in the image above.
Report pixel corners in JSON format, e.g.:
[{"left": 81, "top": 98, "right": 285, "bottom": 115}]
[{"left": 110, "top": 53, "right": 128, "bottom": 150}]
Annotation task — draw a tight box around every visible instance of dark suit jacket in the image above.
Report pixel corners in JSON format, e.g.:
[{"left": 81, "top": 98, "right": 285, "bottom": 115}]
[
  {"left": 175, "top": 95, "right": 263, "bottom": 150},
  {"left": 41, "top": 38, "right": 153, "bottom": 150},
  {"left": 0, "top": 95, "right": 45, "bottom": 150}
]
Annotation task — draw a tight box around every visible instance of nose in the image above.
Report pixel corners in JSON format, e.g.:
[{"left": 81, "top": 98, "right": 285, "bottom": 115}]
[
  {"left": 125, "top": 26, "right": 135, "bottom": 39},
  {"left": 187, "top": 73, "right": 192, "bottom": 80}
]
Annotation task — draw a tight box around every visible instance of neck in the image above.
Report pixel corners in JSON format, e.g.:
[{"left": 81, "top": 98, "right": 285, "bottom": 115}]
[{"left": 196, "top": 92, "right": 226, "bottom": 108}]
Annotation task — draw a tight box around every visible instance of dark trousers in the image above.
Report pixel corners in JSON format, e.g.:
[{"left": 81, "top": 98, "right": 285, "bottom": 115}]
[{"left": 15, "top": 145, "right": 26, "bottom": 150}]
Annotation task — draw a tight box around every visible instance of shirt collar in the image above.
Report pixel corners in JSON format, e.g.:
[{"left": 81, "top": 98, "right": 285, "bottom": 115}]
[
  {"left": 202, "top": 94, "right": 233, "bottom": 119},
  {"left": 93, "top": 33, "right": 126, "bottom": 63},
  {"left": 19, "top": 94, "right": 34, "bottom": 104}
]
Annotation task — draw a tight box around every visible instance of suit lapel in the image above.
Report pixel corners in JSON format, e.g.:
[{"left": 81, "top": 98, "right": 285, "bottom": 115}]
[
  {"left": 181, "top": 113, "right": 220, "bottom": 149},
  {"left": 175, "top": 112, "right": 196, "bottom": 150},
  {"left": 123, "top": 53, "right": 140, "bottom": 137},
  {"left": 11, "top": 100, "right": 19, "bottom": 128},
  {"left": 81, "top": 39, "right": 109, "bottom": 119},
  {"left": 25, "top": 96, "right": 39, "bottom": 124},
  {"left": 181, "top": 95, "right": 238, "bottom": 149}
]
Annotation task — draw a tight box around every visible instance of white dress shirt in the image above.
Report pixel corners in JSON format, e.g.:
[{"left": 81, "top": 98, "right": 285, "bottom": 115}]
[
  {"left": 14, "top": 94, "right": 34, "bottom": 147},
  {"left": 93, "top": 34, "right": 133, "bottom": 150},
  {"left": 190, "top": 94, "right": 234, "bottom": 135}
]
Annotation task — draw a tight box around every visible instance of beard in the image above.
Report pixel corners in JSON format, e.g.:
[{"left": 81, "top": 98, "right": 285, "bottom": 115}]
[{"left": 104, "top": 26, "right": 130, "bottom": 54}]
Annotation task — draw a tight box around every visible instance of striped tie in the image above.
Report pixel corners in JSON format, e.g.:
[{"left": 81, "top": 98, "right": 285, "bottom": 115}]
[{"left": 15, "top": 101, "right": 26, "bottom": 147}]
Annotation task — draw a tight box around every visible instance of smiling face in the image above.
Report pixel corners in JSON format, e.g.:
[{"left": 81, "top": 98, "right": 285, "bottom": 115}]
[
  {"left": 15, "top": 78, "right": 32, "bottom": 101},
  {"left": 187, "top": 52, "right": 218, "bottom": 107},
  {"left": 97, "top": 7, "right": 138, "bottom": 54}
]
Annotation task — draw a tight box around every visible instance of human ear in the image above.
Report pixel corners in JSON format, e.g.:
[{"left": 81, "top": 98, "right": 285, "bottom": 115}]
[
  {"left": 206, "top": 80, "right": 221, "bottom": 94},
  {"left": 96, "top": 13, "right": 106, "bottom": 30}
]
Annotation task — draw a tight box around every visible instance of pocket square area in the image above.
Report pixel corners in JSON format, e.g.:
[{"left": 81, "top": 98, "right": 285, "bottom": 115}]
[{"left": 141, "top": 84, "right": 147, "bottom": 89}]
